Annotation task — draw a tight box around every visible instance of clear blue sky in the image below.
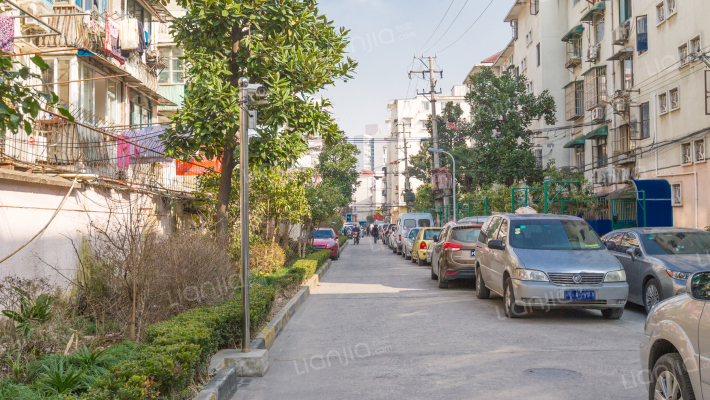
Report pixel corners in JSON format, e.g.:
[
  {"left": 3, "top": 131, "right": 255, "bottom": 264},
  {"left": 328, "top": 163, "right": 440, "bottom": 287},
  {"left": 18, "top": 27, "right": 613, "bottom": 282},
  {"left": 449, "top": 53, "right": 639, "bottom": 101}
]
[{"left": 318, "top": 0, "right": 514, "bottom": 138}]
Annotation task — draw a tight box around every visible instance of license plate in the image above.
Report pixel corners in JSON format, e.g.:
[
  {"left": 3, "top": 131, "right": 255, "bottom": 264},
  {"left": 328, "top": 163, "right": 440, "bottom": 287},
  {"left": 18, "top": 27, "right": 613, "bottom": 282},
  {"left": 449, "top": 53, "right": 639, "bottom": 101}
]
[
  {"left": 563, "top": 290, "right": 596, "bottom": 301},
  {"left": 470, "top": 250, "right": 476, "bottom": 257}
]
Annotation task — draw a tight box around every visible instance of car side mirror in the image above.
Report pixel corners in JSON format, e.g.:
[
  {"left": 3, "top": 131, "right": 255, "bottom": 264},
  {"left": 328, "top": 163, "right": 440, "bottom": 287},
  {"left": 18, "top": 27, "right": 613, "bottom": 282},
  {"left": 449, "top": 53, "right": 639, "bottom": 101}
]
[
  {"left": 625, "top": 247, "right": 642, "bottom": 261},
  {"left": 688, "top": 271, "right": 710, "bottom": 300},
  {"left": 488, "top": 239, "right": 505, "bottom": 251},
  {"left": 604, "top": 241, "right": 617, "bottom": 251},
  {"left": 433, "top": 235, "right": 439, "bottom": 242}
]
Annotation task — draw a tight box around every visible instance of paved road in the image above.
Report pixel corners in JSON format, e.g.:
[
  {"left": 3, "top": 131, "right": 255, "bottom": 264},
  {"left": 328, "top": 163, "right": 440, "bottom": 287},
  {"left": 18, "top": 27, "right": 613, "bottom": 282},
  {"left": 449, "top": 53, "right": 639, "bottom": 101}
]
[{"left": 234, "top": 238, "right": 648, "bottom": 400}]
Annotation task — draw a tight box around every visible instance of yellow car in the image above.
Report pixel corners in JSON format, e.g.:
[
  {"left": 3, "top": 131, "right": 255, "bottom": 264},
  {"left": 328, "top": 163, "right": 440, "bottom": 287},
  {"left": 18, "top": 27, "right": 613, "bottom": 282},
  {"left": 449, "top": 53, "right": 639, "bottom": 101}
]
[{"left": 412, "top": 228, "right": 442, "bottom": 266}]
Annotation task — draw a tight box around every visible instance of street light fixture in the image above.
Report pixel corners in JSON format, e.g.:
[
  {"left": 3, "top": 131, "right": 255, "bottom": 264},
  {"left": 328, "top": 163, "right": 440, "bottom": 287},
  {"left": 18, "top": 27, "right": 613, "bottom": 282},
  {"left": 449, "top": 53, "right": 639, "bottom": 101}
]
[{"left": 428, "top": 148, "right": 456, "bottom": 222}]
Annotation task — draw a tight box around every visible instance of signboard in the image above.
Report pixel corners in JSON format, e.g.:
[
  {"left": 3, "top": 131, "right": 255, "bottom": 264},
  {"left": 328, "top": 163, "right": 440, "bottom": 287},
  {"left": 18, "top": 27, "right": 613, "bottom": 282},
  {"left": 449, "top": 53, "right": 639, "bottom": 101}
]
[
  {"left": 374, "top": 215, "right": 383, "bottom": 221},
  {"left": 346, "top": 214, "right": 352, "bottom": 222}
]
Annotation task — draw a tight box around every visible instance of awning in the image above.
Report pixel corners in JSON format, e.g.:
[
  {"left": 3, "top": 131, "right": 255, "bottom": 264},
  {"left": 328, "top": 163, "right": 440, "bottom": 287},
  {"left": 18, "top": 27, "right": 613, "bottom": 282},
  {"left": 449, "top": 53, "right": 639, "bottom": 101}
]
[
  {"left": 562, "top": 80, "right": 582, "bottom": 89},
  {"left": 561, "top": 25, "right": 584, "bottom": 42},
  {"left": 607, "top": 47, "right": 634, "bottom": 61},
  {"left": 580, "top": 2, "right": 606, "bottom": 22},
  {"left": 582, "top": 65, "right": 606, "bottom": 76},
  {"left": 585, "top": 125, "right": 608, "bottom": 139},
  {"left": 564, "top": 136, "right": 586, "bottom": 148}
]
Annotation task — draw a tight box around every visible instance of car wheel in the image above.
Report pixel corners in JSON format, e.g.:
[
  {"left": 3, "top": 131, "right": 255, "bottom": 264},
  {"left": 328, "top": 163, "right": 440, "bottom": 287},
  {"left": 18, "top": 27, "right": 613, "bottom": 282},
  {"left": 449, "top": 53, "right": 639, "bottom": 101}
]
[
  {"left": 644, "top": 278, "right": 663, "bottom": 313},
  {"left": 431, "top": 268, "right": 437, "bottom": 280},
  {"left": 649, "top": 353, "right": 695, "bottom": 400},
  {"left": 405, "top": 251, "right": 411, "bottom": 260},
  {"left": 438, "top": 266, "right": 448, "bottom": 289},
  {"left": 418, "top": 258, "right": 426, "bottom": 266},
  {"left": 601, "top": 308, "right": 624, "bottom": 319},
  {"left": 504, "top": 277, "right": 524, "bottom": 318},
  {"left": 476, "top": 266, "right": 490, "bottom": 299}
]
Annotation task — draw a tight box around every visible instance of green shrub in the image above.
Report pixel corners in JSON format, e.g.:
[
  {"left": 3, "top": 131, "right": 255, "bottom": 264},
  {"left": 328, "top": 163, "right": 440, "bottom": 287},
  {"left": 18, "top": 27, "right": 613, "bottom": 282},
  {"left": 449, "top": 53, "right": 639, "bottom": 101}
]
[
  {"left": 249, "top": 241, "right": 287, "bottom": 276},
  {"left": 339, "top": 235, "right": 347, "bottom": 246},
  {"left": 0, "top": 379, "right": 41, "bottom": 400}
]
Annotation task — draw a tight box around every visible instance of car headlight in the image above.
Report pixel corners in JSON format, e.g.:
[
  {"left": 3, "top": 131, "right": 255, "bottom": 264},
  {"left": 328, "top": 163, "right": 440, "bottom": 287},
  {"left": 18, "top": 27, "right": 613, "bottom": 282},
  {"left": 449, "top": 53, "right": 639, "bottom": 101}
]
[
  {"left": 604, "top": 270, "right": 627, "bottom": 283},
  {"left": 327, "top": 241, "right": 336, "bottom": 247},
  {"left": 666, "top": 269, "right": 691, "bottom": 281},
  {"left": 515, "top": 269, "right": 549, "bottom": 282}
]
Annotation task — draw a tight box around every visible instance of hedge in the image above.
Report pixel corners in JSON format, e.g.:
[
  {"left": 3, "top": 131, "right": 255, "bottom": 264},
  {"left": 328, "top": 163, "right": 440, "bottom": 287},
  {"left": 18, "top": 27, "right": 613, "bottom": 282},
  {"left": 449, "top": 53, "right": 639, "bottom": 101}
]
[
  {"left": 67, "top": 251, "right": 331, "bottom": 399},
  {"left": 72, "top": 286, "right": 275, "bottom": 400},
  {"left": 339, "top": 235, "right": 347, "bottom": 247}
]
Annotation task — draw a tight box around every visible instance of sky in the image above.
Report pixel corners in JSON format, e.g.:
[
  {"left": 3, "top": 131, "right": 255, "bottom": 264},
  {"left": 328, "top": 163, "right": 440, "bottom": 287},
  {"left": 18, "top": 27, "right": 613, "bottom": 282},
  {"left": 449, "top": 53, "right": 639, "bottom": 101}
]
[{"left": 317, "top": 0, "right": 515, "bottom": 138}]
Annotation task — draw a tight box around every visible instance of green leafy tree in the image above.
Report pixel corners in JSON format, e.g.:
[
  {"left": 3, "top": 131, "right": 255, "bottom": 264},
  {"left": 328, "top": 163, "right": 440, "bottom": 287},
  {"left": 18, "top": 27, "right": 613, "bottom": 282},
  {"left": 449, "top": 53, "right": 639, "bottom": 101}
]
[
  {"left": 465, "top": 67, "right": 556, "bottom": 187},
  {"left": 316, "top": 141, "right": 360, "bottom": 207},
  {"left": 162, "top": 0, "right": 357, "bottom": 240},
  {"left": 0, "top": 54, "right": 71, "bottom": 135},
  {"left": 413, "top": 184, "right": 434, "bottom": 213}
]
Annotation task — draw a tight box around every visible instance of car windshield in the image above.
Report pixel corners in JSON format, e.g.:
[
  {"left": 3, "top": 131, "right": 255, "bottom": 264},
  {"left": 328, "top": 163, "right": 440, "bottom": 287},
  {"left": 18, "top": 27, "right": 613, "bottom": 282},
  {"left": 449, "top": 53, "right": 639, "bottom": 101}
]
[
  {"left": 408, "top": 229, "right": 420, "bottom": 239},
  {"left": 453, "top": 227, "right": 481, "bottom": 242},
  {"left": 509, "top": 219, "right": 603, "bottom": 250},
  {"left": 640, "top": 232, "right": 710, "bottom": 255},
  {"left": 313, "top": 230, "right": 334, "bottom": 239},
  {"left": 423, "top": 229, "right": 441, "bottom": 240}
]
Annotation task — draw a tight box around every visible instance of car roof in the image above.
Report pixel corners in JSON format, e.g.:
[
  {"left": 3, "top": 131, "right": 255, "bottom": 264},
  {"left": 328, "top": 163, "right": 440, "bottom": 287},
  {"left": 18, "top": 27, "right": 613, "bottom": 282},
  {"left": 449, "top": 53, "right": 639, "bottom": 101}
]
[
  {"left": 610, "top": 227, "right": 709, "bottom": 235},
  {"left": 317, "top": 228, "right": 333, "bottom": 231},
  {"left": 503, "top": 214, "right": 585, "bottom": 221}
]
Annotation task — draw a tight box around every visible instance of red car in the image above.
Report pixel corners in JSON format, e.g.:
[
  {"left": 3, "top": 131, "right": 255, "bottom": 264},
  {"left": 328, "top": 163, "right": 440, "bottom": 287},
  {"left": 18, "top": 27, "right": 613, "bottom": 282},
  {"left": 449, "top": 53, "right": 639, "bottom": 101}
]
[{"left": 312, "top": 228, "right": 340, "bottom": 260}]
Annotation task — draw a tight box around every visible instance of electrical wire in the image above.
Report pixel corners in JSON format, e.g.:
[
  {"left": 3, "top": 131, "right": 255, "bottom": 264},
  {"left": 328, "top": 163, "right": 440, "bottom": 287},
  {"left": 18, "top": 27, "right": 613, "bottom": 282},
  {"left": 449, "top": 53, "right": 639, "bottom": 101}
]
[
  {"left": 422, "top": 0, "right": 471, "bottom": 54},
  {"left": 414, "top": 0, "right": 457, "bottom": 55},
  {"left": 436, "top": 0, "right": 497, "bottom": 54}
]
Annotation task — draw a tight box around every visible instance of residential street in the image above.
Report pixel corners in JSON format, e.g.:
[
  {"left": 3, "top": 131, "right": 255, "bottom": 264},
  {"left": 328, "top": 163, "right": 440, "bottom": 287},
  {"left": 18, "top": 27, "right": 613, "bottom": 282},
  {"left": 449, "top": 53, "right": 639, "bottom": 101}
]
[{"left": 235, "top": 238, "right": 648, "bottom": 400}]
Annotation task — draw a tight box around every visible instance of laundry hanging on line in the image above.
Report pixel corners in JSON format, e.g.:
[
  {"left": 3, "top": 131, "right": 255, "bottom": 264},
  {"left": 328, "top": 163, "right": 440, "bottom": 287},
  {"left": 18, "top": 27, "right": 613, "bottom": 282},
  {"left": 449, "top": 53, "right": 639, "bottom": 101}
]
[
  {"left": 104, "top": 16, "right": 124, "bottom": 64},
  {"left": 0, "top": 16, "right": 14, "bottom": 54}
]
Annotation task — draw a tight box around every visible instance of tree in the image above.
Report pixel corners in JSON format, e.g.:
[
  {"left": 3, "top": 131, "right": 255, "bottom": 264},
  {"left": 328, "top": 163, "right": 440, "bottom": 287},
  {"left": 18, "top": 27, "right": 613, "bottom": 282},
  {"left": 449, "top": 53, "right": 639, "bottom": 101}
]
[
  {"left": 413, "top": 184, "right": 434, "bottom": 213},
  {"left": 162, "top": 0, "right": 357, "bottom": 240},
  {"left": 465, "top": 67, "right": 556, "bottom": 187},
  {"left": 0, "top": 54, "right": 70, "bottom": 135},
  {"left": 316, "top": 141, "right": 360, "bottom": 207}
]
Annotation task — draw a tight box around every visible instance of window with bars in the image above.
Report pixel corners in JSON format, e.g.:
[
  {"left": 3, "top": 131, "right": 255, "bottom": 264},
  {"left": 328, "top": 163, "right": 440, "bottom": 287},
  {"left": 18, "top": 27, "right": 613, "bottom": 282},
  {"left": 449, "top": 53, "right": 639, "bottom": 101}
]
[
  {"left": 594, "top": 16, "right": 605, "bottom": 44},
  {"left": 613, "top": 125, "right": 636, "bottom": 155},
  {"left": 695, "top": 139, "right": 706, "bottom": 163},
  {"left": 158, "top": 47, "right": 185, "bottom": 84},
  {"left": 594, "top": 137, "right": 608, "bottom": 168},
  {"left": 584, "top": 67, "right": 606, "bottom": 110},
  {"left": 565, "top": 81, "right": 584, "bottom": 121},
  {"left": 566, "top": 38, "right": 583, "bottom": 67},
  {"left": 658, "top": 92, "right": 668, "bottom": 114},
  {"left": 574, "top": 145, "right": 585, "bottom": 170},
  {"left": 679, "top": 43, "right": 689, "bottom": 68},
  {"left": 641, "top": 102, "right": 650, "bottom": 139},
  {"left": 690, "top": 36, "right": 702, "bottom": 57},
  {"left": 669, "top": 87, "right": 680, "bottom": 110},
  {"left": 656, "top": 3, "right": 665, "bottom": 24},
  {"left": 671, "top": 183, "right": 682, "bottom": 206},
  {"left": 512, "top": 20, "right": 519, "bottom": 41},
  {"left": 681, "top": 143, "right": 692, "bottom": 165}
]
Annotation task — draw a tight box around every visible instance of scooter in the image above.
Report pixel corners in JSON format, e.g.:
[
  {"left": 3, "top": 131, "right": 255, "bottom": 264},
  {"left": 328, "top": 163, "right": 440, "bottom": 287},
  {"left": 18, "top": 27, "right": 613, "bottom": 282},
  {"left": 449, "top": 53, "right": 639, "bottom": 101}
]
[{"left": 354, "top": 234, "right": 360, "bottom": 245}]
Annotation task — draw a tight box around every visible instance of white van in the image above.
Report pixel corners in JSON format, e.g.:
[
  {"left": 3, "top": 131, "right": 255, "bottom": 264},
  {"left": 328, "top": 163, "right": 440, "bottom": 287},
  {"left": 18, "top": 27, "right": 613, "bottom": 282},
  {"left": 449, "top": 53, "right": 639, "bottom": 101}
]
[{"left": 393, "top": 213, "right": 434, "bottom": 254}]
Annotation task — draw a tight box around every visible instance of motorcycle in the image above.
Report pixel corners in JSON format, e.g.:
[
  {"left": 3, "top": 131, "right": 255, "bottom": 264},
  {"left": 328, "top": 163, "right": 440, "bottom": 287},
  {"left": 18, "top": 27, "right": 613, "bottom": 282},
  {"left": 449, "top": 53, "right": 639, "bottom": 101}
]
[{"left": 354, "top": 234, "right": 360, "bottom": 245}]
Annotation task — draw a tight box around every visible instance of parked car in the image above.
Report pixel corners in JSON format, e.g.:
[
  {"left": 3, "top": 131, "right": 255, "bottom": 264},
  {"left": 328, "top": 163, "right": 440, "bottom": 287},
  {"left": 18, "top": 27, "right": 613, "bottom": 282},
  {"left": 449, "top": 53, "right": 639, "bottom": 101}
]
[
  {"left": 602, "top": 228, "right": 710, "bottom": 313},
  {"left": 412, "top": 228, "right": 442, "bottom": 266},
  {"left": 387, "top": 224, "right": 397, "bottom": 249},
  {"left": 393, "top": 213, "right": 434, "bottom": 255},
  {"left": 312, "top": 228, "right": 340, "bottom": 260},
  {"left": 640, "top": 271, "right": 710, "bottom": 400},
  {"left": 475, "top": 214, "right": 629, "bottom": 319},
  {"left": 430, "top": 221, "right": 482, "bottom": 288},
  {"left": 401, "top": 228, "right": 421, "bottom": 260}
]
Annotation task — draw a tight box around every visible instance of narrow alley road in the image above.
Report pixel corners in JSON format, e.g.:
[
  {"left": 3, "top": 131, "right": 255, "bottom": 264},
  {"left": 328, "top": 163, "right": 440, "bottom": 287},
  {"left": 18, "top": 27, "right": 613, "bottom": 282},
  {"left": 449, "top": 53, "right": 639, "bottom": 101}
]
[{"left": 234, "top": 238, "right": 648, "bottom": 400}]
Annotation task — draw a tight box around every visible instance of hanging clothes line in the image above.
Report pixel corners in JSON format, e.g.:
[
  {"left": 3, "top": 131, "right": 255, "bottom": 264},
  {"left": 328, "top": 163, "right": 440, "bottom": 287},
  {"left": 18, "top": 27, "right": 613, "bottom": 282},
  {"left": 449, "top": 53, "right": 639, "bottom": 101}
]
[{"left": 23, "top": 73, "right": 130, "bottom": 87}]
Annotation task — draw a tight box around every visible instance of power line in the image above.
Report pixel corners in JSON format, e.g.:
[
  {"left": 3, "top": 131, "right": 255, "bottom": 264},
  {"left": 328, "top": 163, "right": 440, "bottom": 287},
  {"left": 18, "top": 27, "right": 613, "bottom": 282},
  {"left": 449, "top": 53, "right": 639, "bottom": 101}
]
[
  {"left": 423, "top": 0, "right": 471, "bottom": 54},
  {"left": 415, "top": 0, "right": 457, "bottom": 55},
  {"left": 437, "top": 0, "right": 497, "bottom": 54}
]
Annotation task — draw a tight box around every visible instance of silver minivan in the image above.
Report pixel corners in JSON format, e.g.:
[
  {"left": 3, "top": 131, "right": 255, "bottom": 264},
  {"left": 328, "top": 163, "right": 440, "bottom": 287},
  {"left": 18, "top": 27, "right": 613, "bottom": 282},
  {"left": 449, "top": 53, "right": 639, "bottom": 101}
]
[
  {"left": 393, "top": 213, "right": 433, "bottom": 255},
  {"left": 475, "top": 214, "right": 629, "bottom": 319}
]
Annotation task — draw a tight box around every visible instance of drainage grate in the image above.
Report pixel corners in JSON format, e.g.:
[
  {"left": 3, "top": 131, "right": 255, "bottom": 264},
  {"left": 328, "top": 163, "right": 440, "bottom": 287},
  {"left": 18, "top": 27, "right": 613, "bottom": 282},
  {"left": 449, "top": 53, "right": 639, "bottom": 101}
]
[{"left": 523, "top": 368, "right": 581, "bottom": 381}]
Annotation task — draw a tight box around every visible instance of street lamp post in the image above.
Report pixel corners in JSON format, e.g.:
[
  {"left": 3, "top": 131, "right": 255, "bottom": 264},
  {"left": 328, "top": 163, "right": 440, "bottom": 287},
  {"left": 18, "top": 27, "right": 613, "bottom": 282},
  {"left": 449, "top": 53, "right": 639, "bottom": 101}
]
[
  {"left": 238, "top": 77, "right": 250, "bottom": 353},
  {"left": 428, "top": 148, "right": 456, "bottom": 222}
]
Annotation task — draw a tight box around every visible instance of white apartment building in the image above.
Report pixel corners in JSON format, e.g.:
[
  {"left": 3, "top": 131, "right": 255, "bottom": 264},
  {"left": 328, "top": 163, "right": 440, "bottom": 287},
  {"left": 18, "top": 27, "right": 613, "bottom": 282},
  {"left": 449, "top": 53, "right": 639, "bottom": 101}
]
[
  {"left": 469, "top": 0, "right": 710, "bottom": 229},
  {"left": 383, "top": 85, "right": 471, "bottom": 222},
  {"left": 351, "top": 170, "right": 384, "bottom": 223},
  {"left": 352, "top": 124, "right": 386, "bottom": 172}
]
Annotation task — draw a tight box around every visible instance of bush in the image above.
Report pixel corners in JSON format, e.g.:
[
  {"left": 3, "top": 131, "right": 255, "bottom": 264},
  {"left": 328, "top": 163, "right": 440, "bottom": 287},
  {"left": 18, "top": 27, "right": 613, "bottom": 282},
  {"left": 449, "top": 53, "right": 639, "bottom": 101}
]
[
  {"left": 339, "top": 235, "right": 347, "bottom": 247},
  {"left": 249, "top": 241, "right": 286, "bottom": 276}
]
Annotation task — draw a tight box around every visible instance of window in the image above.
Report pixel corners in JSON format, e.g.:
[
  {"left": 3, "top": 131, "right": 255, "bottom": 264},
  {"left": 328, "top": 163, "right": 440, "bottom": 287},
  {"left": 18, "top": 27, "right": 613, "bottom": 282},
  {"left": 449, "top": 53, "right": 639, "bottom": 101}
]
[
  {"left": 530, "top": 0, "right": 539, "bottom": 15},
  {"left": 658, "top": 92, "right": 668, "bottom": 114},
  {"left": 514, "top": 66, "right": 519, "bottom": 76},
  {"left": 690, "top": 36, "right": 702, "bottom": 58},
  {"left": 124, "top": 0, "right": 151, "bottom": 44},
  {"left": 565, "top": 81, "right": 584, "bottom": 121},
  {"left": 573, "top": 0, "right": 580, "bottom": 5},
  {"left": 621, "top": 57, "right": 633, "bottom": 90},
  {"left": 566, "top": 38, "right": 583, "bottom": 67},
  {"left": 537, "top": 43, "right": 541, "bottom": 66},
  {"left": 595, "top": 16, "right": 605, "bottom": 44},
  {"left": 681, "top": 143, "right": 692, "bottom": 165},
  {"left": 619, "top": 0, "right": 632, "bottom": 25},
  {"left": 535, "top": 148, "right": 543, "bottom": 167},
  {"left": 641, "top": 102, "right": 650, "bottom": 139},
  {"left": 656, "top": 3, "right": 665, "bottom": 24},
  {"left": 521, "top": 57, "right": 527, "bottom": 71},
  {"left": 678, "top": 43, "right": 689, "bottom": 68},
  {"left": 613, "top": 125, "right": 636, "bottom": 154},
  {"left": 667, "top": 0, "right": 676, "bottom": 17},
  {"left": 574, "top": 145, "right": 585, "bottom": 169},
  {"left": 706, "top": 71, "right": 710, "bottom": 115},
  {"left": 671, "top": 183, "right": 682, "bottom": 206},
  {"left": 158, "top": 47, "right": 185, "bottom": 84},
  {"left": 584, "top": 67, "right": 607, "bottom": 110},
  {"left": 669, "top": 87, "right": 680, "bottom": 111},
  {"left": 41, "top": 59, "right": 70, "bottom": 110},
  {"left": 526, "top": 31, "right": 533, "bottom": 46},
  {"left": 497, "top": 220, "right": 509, "bottom": 245},
  {"left": 130, "top": 90, "right": 152, "bottom": 128},
  {"left": 511, "top": 20, "right": 518, "bottom": 41},
  {"left": 526, "top": 80, "right": 533, "bottom": 94},
  {"left": 594, "top": 137, "right": 608, "bottom": 168},
  {"left": 421, "top": 101, "right": 430, "bottom": 111},
  {"left": 637, "top": 16, "right": 648, "bottom": 54},
  {"left": 694, "top": 139, "right": 706, "bottom": 163},
  {"left": 508, "top": 219, "right": 604, "bottom": 251}
]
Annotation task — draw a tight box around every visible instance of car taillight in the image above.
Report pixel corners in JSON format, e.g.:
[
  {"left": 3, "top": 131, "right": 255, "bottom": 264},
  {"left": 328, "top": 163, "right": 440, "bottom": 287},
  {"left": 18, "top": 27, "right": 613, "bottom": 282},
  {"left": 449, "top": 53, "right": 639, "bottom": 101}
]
[
  {"left": 399, "top": 235, "right": 401, "bottom": 241},
  {"left": 444, "top": 242, "right": 462, "bottom": 251},
  {"left": 420, "top": 241, "right": 427, "bottom": 249}
]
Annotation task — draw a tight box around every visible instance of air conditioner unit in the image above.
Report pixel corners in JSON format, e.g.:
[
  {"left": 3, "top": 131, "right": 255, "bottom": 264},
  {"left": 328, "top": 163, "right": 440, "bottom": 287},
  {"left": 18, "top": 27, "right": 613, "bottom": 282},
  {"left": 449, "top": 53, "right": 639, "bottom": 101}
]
[
  {"left": 588, "top": 46, "right": 599, "bottom": 62},
  {"left": 594, "top": 170, "right": 610, "bottom": 185},
  {"left": 612, "top": 168, "right": 630, "bottom": 183},
  {"left": 612, "top": 25, "right": 630, "bottom": 45},
  {"left": 591, "top": 106, "right": 605, "bottom": 121}
]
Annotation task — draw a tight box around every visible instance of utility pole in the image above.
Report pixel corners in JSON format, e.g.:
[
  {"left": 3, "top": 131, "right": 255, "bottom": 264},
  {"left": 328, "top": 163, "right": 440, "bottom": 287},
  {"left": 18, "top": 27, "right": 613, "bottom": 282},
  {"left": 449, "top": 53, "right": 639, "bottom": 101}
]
[
  {"left": 394, "top": 122, "right": 413, "bottom": 212},
  {"left": 409, "top": 55, "right": 443, "bottom": 167}
]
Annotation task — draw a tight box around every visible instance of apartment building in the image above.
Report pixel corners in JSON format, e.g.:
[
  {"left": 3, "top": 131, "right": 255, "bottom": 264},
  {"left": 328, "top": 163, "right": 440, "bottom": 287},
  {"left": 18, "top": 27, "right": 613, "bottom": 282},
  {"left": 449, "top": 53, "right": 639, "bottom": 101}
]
[{"left": 383, "top": 85, "right": 470, "bottom": 222}]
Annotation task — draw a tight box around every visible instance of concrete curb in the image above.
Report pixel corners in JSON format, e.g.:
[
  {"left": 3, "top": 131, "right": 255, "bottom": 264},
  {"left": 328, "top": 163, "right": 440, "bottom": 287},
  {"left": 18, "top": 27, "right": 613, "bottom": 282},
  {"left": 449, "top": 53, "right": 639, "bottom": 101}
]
[{"left": 194, "top": 249, "right": 339, "bottom": 399}]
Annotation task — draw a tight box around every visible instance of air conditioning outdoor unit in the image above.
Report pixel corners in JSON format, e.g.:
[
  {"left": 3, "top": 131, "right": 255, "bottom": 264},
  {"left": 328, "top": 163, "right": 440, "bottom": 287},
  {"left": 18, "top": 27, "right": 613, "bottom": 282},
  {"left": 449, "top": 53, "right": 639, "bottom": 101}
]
[
  {"left": 588, "top": 46, "right": 599, "bottom": 63},
  {"left": 591, "top": 106, "right": 605, "bottom": 121},
  {"left": 594, "top": 170, "right": 610, "bottom": 186},
  {"left": 612, "top": 25, "right": 630, "bottom": 45}
]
